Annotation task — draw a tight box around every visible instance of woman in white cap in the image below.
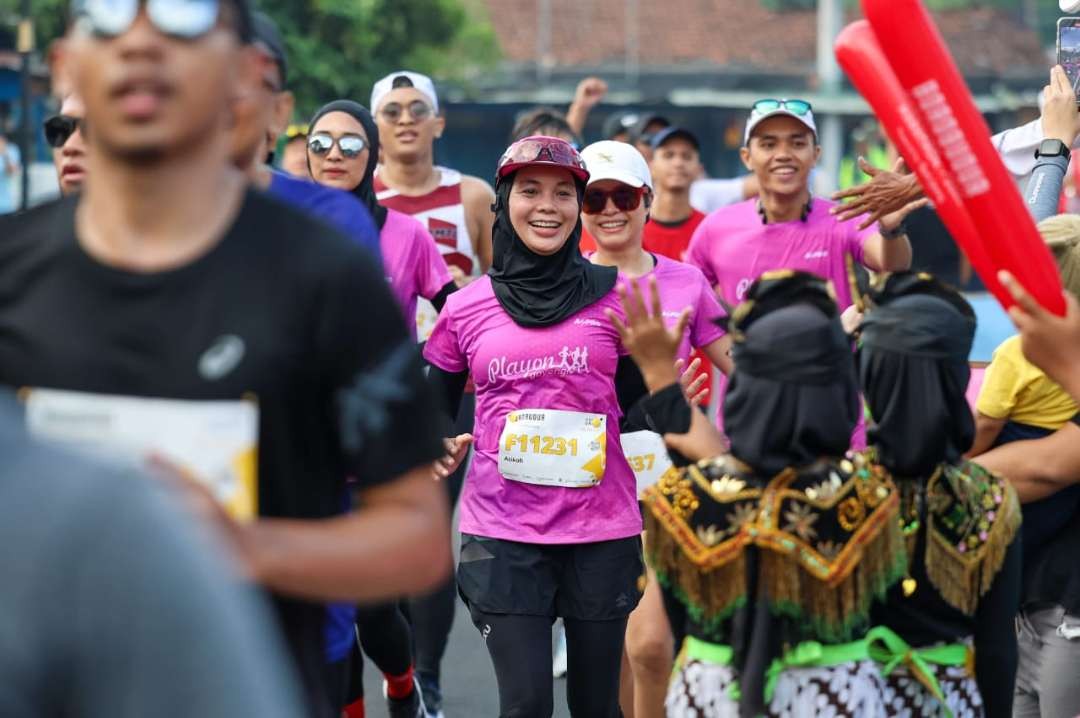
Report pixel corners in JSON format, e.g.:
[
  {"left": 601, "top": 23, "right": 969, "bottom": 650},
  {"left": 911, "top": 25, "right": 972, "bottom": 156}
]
[{"left": 579, "top": 140, "right": 732, "bottom": 718}]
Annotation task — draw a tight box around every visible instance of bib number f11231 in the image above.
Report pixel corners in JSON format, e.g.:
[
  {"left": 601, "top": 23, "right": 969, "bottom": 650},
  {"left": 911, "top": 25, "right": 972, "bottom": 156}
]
[{"left": 498, "top": 409, "right": 606, "bottom": 488}]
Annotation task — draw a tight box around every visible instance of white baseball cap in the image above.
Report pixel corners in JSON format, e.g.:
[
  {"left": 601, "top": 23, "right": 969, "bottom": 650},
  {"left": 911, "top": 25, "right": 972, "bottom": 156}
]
[
  {"left": 580, "top": 140, "right": 654, "bottom": 191},
  {"left": 743, "top": 99, "right": 817, "bottom": 145},
  {"left": 370, "top": 71, "right": 439, "bottom": 114}
]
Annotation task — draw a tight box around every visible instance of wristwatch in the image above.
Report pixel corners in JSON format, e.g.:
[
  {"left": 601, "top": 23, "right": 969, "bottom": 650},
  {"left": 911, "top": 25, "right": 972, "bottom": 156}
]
[
  {"left": 880, "top": 221, "right": 907, "bottom": 240},
  {"left": 1035, "top": 138, "right": 1071, "bottom": 160}
]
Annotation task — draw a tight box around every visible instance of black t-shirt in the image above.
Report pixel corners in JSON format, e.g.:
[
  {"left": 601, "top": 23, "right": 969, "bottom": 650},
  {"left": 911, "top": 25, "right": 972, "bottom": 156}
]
[{"left": 0, "top": 191, "right": 446, "bottom": 717}]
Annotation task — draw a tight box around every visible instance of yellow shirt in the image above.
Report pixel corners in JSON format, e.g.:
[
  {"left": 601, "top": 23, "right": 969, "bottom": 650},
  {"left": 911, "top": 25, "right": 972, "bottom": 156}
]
[{"left": 977, "top": 335, "right": 1078, "bottom": 429}]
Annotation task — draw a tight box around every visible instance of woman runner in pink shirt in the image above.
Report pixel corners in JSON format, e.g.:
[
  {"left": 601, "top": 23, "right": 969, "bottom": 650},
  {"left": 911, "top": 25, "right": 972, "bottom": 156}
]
[
  {"left": 579, "top": 139, "right": 731, "bottom": 718},
  {"left": 307, "top": 100, "right": 454, "bottom": 717},
  {"left": 424, "top": 136, "right": 647, "bottom": 717},
  {"left": 308, "top": 101, "right": 455, "bottom": 341}
]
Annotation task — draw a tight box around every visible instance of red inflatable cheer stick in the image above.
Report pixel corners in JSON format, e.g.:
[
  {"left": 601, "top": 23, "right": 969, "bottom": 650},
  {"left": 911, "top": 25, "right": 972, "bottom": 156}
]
[
  {"left": 834, "top": 21, "right": 1008, "bottom": 306},
  {"left": 862, "top": 0, "right": 1064, "bottom": 314}
]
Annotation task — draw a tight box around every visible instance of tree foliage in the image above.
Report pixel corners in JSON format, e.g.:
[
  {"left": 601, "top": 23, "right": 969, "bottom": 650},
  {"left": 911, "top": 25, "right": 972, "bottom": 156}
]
[
  {"left": 257, "top": 0, "right": 500, "bottom": 119},
  {"left": 0, "top": 0, "right": 499, "bottom": 118}
]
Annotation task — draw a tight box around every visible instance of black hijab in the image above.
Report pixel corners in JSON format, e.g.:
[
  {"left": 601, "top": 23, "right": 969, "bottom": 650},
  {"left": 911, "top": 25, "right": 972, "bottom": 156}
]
[
  {"left": 488, "top": 177, "right": 616, "bottom": 327},
  {"left": 724, "top": 302, "right": 860, "bottom": 477},
  {"left": 308, "top": 100, "right": 388, "bottom": 229},
  {"left": 859, "top": 289, "right": 976, "bottom": 477}
]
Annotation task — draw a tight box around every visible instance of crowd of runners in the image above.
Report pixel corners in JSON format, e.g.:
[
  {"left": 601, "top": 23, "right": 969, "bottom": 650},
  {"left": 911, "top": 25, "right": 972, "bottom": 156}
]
[{"left": 9, "top": 0, "right": 1080, "bottom": 717}]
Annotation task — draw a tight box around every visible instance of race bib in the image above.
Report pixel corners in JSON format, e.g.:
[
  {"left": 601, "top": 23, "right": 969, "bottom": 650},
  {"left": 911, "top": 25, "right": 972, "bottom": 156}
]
[
  {"left": 22, "top": 388, "right": 259, "bottom": 521},
  {"left": 621, "top": 430, "right": 676, "bottom": 497},
  {"left": 498, "top": 409, "right": 606, "bottom": 488}
]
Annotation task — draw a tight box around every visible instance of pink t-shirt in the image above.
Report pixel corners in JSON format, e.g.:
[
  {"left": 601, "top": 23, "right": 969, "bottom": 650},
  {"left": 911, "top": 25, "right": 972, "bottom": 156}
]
[
  {"left": 593, "top": 253, "right": 726, "bottom": 364},
  {"left": 423, "top": 277, "right": 641, "bottom": 544},
  {"left": 686, "top": 197, "right": 876, "bottom": 310},
  {"left": 380, "top": 208, "right": 453, "bottom": 340},
  {"left": 687, "top": 197, "right": 874, "bottom": 449}
]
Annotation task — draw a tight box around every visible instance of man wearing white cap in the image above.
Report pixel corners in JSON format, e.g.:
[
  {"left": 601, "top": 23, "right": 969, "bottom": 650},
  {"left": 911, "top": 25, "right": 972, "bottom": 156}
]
[
  {"left": 688, "top": 99, "right": 918, "bottom": 312},
  {"left": 370, "top": 71, "right": 495, "bottom": 340},
  {"left": 369, "top": 70, "right": 493, "bottom": 718}
]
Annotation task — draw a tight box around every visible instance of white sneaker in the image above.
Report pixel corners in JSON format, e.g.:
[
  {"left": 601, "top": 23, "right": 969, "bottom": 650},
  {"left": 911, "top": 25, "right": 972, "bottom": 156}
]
[{"left": 552, "top": 623, "right": 568, "bottom": 678}]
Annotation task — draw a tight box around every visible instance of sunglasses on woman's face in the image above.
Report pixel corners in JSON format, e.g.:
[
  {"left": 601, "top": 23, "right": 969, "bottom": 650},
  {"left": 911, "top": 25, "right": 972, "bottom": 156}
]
[
  {"left": 71, "top": 0, "right": 221, "bottom": 40},
  {"left": 307, "top": 133, "right": 368, "bottom": 158},
  {"left": 378, "top": 100, "right": 433, "bottom": 124},
  {"left": 581, "top": 186, "right": 646, "bottom": 215},
  {"left": 44, "top": 115, "right": 83, "bottom": 148}
]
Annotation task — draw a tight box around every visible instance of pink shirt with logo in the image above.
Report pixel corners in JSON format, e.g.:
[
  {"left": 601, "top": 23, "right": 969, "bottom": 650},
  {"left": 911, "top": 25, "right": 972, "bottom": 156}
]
[
  {"left": 423, "top": 277, "right": 641, "bottom": 544},
  {"left": 687, "top": 197, "right": 875, "bottom": 448},
  {"left": 380, "top": 208, "right": 453, "bottom": 340},
  {"left": 592, "top": 253, "right": 726, "bottom": 363},
  {"left": 686, "top": 197, "right": 876, "bottom": 310}
]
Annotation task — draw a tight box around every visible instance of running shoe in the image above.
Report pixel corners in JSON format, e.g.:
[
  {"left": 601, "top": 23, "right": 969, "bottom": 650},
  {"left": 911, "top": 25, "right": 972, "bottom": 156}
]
[
  {"left": 552, "top": 622, "right": 568, "bottom": 678},
  {"left": 383, "top": 676, "right": 425, "bottom": 718},
  {"left": 417, "top": 672, "right": 445, "bottom": 718}
]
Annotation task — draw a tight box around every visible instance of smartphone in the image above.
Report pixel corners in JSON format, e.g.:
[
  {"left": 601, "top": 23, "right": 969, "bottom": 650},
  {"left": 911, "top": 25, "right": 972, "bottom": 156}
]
[{"left": 1058, "top": 17, "right": 1080, "bottom": 96}]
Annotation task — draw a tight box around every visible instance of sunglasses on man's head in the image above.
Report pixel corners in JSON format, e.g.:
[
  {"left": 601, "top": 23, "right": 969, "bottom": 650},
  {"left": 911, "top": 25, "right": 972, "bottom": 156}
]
[
  {"left": 581, "top": 186, "right": 646, "bottom": 215},
  {"left": 307, "top": 132, "right": 368, "bottom": 158},
  {"left": 71, "top": 0, "right": 221, "bottom": 40},
  {"left": 751, "top": 99, "right": 813, "bottom": 117},
  {"left": 44, "top": 115, "right": 82, "bottom": 148},
  {"left": 378, "top": 100, "right": 433, "bottom": 124}
]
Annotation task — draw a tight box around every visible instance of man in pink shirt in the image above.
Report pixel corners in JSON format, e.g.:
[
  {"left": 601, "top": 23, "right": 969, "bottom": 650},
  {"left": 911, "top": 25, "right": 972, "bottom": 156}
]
[{"left": 687, "top": 99, "right": 918, "bottom": 310}]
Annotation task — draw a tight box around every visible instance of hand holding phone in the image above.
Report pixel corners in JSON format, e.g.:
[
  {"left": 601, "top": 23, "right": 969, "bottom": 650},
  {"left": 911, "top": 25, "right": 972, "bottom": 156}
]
[
  {"left": 1042, "top": 65, "right": 1080, "bottom": 146},
  {"left": 1057, "top": 17, "right": 1080, "bottom": 97}
]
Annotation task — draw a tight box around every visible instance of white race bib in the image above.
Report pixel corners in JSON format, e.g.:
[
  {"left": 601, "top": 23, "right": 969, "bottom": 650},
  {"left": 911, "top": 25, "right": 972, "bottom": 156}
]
[
  {"left": 22, "top": 388, "right": 259, "bottom": 521},
  {"left": 621, "top": 430, "right": 676, "bottom": 497},
  {"left": 498, "top": 409, "right": 606, "bottom": 488},
  {"left": 415, "top": 298, "right": 438, "bottom": 343}
]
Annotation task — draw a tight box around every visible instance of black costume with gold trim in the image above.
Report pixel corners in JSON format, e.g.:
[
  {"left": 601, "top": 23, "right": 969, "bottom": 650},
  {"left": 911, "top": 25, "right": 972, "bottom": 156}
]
[{"left": 644, "top": 451, "right": 905, "bottom": 646}]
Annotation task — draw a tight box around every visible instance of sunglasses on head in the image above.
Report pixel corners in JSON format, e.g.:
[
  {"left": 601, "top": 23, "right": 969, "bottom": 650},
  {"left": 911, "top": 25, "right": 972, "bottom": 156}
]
[
  {"left": 582, "top": 186, "right": 646, "bottom": 215},
  {"left": 44, "top": 115, "right": 82, "bottom": 148},
  {"left": 751, "top": 98, "right": 813, "bottom": 117},
  {"left": 307, "top": 132, "right": 368, "bottom": 158},
  {"left": 378, "top": 100, "right": 433, "bottom": 124},
  {"left": 71, "top": 0, "right": 223, "bottom": 40}
]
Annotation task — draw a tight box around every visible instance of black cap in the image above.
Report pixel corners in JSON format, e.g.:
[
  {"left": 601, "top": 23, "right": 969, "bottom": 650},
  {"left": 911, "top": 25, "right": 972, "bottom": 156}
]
[
  {"left": 223, "top": 0, "right": 254, "bottom": 42},
  {"left": 601, "top": 111, "right": 640, "bottom": 140},
  {"left": 251, "top": 11, "right": 287, "bottom": 87},
  {"left": 650, "top": 126, "right": 699, "bottom": 151},
  {"left": 629, "top": 113, "right": 671, "bottom": 143}
]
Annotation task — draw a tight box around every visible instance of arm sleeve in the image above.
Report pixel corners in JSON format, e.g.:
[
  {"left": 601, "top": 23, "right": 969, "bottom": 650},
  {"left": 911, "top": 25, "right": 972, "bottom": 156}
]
[
  {"left": 428, "top": 365, "right": 469, "bottom": 421},
  {"left": 972, "top": 538, "right": 1022, "bottom": 718},
  {"left": 1025, "top": 155, "right": 1069, "bottom": 223},
  {"left": 415, "top": 224, "right": 454, "bottom": 301},
  {"left": 430, "top": 281, "right": 456, "bottom": 313},
  {"left": 320, "top": 247, "right": 447, "bottom": 486},
  {"left": 70, "top": 476, "right": 306, "bottom": 718},
  {"left": 977, "top": 343, "right": 1025, "bottom": 420},
  {"left": 615, "top": 355, "right": 650, "bottom": 429}
]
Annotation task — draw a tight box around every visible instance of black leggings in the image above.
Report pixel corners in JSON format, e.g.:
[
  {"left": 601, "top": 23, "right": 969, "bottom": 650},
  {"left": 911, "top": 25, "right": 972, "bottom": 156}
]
[
  {"left": 469, "top": 605, "right": 627, "bottom": 718},
  {"left": 344, "top": 601, "right": 414, "bottom": 703}
]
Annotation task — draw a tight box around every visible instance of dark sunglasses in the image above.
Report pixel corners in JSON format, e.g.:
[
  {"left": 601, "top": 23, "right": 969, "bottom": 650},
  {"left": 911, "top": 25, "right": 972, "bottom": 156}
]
[
  {"left": 581, "top": 186, "right": 646, "bottom": 215},
  {"left": 43, "top": 115, "right": 82, "bottom": 148},
  {"left": 307, "top": 132, "right": 368, "bottom": 158},
  {"left": 751, "top": 98, "right": 813, "bottom": 116},
  {"left": 71, "top": 0, "right": 221, "bottom": 40},
  {"left": 378, "top": 100, "right": 433, "bottom": 123}
]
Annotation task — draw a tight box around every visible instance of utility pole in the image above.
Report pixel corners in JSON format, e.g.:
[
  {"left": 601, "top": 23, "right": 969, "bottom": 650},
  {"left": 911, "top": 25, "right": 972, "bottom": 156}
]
[
  {"left": 815, "top": 0, "right": 843, "bottom": 195},
  {"left": 17, "top": 0, "right": 32, "bottom": 210}
]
